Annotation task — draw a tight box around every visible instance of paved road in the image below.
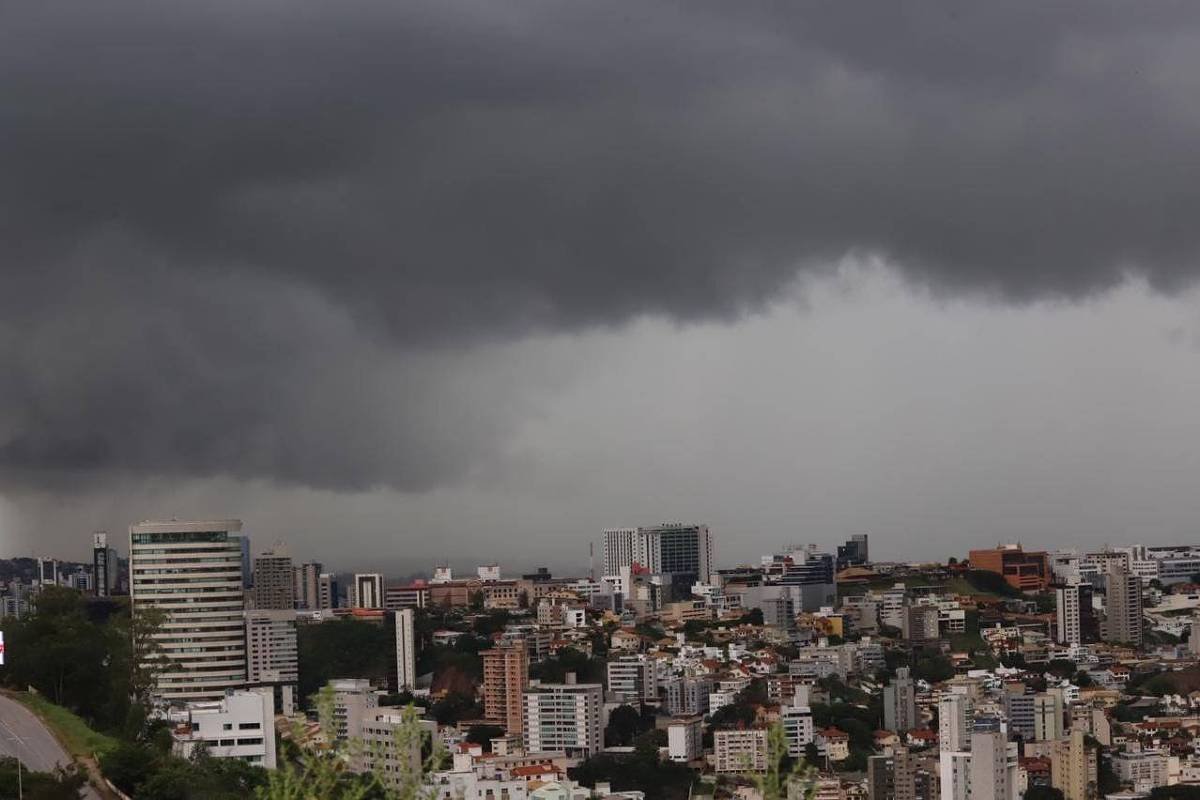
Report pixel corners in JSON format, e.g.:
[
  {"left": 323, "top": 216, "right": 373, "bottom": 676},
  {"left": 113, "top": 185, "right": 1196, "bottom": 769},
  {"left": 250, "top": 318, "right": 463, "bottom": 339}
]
[{"left": 0, "top": 694, "right": 102, "bottom": 798}]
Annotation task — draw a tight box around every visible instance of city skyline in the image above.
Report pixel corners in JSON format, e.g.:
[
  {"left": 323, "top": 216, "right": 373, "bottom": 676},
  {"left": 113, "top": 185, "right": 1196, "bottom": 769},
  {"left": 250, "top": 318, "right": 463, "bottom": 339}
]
[{"left": 5, "top": 4, "right": 1200, "bottom": 569}]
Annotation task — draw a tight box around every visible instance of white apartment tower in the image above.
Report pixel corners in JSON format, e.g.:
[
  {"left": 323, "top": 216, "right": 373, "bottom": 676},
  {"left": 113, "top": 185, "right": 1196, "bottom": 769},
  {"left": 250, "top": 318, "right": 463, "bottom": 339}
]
[
  {"left": 393, "top": 608, "right": 417, "bottom": 692},
  {"left": 130, "top": 520, "right": 248, "bottom": 706},
  {"left": 938, "top": 694, "right": 973, "bottom": 753},
  {"left": 522, "top": 681, "right": 603, "bottom": 758},
  {"left": 245, "top": 609, "right": 299, "bottom": 715}
]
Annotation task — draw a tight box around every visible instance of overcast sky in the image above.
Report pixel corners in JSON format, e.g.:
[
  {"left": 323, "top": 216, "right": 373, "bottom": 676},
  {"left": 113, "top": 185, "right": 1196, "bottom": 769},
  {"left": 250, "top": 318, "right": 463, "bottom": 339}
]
[{"left": 4, "top": 2, "right": 1200, "bottom": 572}]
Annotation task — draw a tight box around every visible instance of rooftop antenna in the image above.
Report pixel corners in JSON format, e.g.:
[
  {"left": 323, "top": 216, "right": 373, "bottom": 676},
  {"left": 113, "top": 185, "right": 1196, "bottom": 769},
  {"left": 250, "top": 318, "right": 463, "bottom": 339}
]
[{"left": 589, "top": 542, "right": 595, "bottom": 581}]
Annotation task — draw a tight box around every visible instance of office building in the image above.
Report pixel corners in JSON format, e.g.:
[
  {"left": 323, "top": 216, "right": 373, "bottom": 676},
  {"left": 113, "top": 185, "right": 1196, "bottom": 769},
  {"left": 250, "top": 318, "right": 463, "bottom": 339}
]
[
  {"left": 168, "top": 688, "right": 276, "bottom": 769},
  {"left": 522, "top": 681, "right": 603, "bottom": 758},
  {"left": 715, "top": 728, "right": 768, "bottom": 773},
  {"left": 318, "top": 572, "right": 339, "bottom": 609},
  {"left": 130, "top": 519, "right": 248, "bottom": 706},
  {"left": 968, "top": 544, "right": 1049, "bottom": 591},
  {"left": 293, "top": 562, "right": 323, "bottom": 610},
  {"left": 37, "top": 557, "right": 58, "bottom": 587},
  {"left": 252, "top": 544, "right": 295, "bottom": 610},
  {"left": 245, "top": 609, "right": 299, "bottom": 715},
  {"left": 1050, "top": 729, "right": 1096, "bottom": 800},
  {"left": 1055, "top": 583, "right": 1095, "bottom": 645},
  {"left": 837, "top": 534, "right": 870, "bottom": 570},
  {"left": 606, "top": 654, "right": 659, "bottom": 704},
  {"left": 92, "top": 532, "right": 119, "bottom": 597},
  {"left": 602, "top": 524, "right": 713, "bottom": 586},
  {"left": 1101, "top": 568, "right": 1142, "bottom": 647},
  {"left": 884, "top": 667, "right": 917, "bottom": 733},
  {"left": 938, "top": 694, "right": 973, "bottom": 753},
  {"left": 392, "top": 608, "right": 417, "bottom": 692},
  {"left": 353, "top": 573, "right": 385, "bottom": 609},
  {"left": 483, "top": 643, "right": 528, "bottom": 735}
]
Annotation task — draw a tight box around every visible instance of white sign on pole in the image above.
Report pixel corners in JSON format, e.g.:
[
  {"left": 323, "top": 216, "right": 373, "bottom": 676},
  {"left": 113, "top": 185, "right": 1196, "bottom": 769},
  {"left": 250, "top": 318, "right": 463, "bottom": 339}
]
[{"left": 0, "top": 630, "right": 5, "bottom": 665}]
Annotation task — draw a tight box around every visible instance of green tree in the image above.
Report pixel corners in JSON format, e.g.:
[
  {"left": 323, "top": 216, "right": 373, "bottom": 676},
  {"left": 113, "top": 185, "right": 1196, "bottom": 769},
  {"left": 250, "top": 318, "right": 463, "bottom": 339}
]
[
  {"left": 298, "top": 619, "right": 393, "bottom": 703},
  {"left": 605, "top": 705, "right": 649, "bottom": 746},
  {"left": 0, "top": 757, "right": 87, "bottom": 800},
  {"left": 464, "top": 724, "right": 505, "bottom": 750},
  {"left": 1024, "top": 787, "right": 1065, "bottom": 800}
]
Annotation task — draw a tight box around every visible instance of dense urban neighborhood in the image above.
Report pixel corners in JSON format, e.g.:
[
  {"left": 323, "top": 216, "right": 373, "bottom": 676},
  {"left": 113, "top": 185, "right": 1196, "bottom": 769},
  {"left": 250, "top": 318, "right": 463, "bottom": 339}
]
[{"left": 3, "top": 524, "right": 1200, "bottom": 800}]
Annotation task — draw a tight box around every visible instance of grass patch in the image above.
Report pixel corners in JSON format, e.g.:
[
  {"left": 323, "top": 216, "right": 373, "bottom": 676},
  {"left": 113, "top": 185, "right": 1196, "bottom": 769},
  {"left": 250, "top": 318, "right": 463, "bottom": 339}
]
[{"left": 12, "top": 692, "right": 120, "bottom": 759}]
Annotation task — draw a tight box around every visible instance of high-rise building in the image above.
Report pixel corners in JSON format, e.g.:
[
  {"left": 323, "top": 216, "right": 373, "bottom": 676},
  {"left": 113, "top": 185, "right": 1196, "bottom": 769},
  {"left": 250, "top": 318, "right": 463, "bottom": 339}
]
[
  {"left": 602, "top": 524, "right": 713, "bottom": 585},
  {"left": 352, "top": 573, "right": 384, "bottom": 609},
  {"left": 893, "top": 744, "right": 917, "bottom": 800},
  {"left": 318, "top": 572, "right": 339, "bottom": 609},
  {"left": 1033, "top": 693, "right": 1063, "bottom": 741},
  {"left": 37, "top": 558, "right": 58, "bottom": 587},
  {"left": 1101, "top": 567, "right": 1142, "bottom": 647},
  {"left": 252, "top": 544, "right": 295, "bottom": 610},
  {"left": 483, "top": 643, "right": 528, "bottom": 735},
  {"left": 392, "top": 608, "right": 416, "bottom": 692},
  {"left": 1055, "top": 583, "right": 1096, "bottom": 645},
  {"left": 293, "top": 562, "right": 323, "bottom": 610},
  {"left": 837, "top": 534, "right": 870, "bottom": 570},
  {"left": 1051, "top": 729, "right": 1096, "bottom": 800},
  {"left": 245, "top": 609, "right": 299, "bottom": 715},
  {"left": 781, "top": 691, "right": 815, "bottom": 757},
  {"left": 938, "top": 694, "right": 973, "bottom": 753},
  {"left": 606, "top": 654, "right": 659, "bottom": 704},
  {"left": 967, "top": 730, "right": 1018, "bottom": 800},
  {"left": 884, "top": 667, "right": 917, "bottom": 733},
  {"left": 129, "top": 519, "right": 248, "bottom": 706},
  {"left": 1003, "top": 691, "right": 1036, "bottom": 741},
  {"left": 92, "top": 532, "right": 119, "bottom": 597},
  {"left": 522, "top": 681, "right": 603, "bottom": 758}
]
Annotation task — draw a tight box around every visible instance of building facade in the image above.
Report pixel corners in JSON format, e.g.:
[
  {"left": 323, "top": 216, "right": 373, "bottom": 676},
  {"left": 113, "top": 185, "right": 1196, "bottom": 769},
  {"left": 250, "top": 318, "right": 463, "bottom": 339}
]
[{"left": 130, "top": 519, "right": 248, "bottom": 706}]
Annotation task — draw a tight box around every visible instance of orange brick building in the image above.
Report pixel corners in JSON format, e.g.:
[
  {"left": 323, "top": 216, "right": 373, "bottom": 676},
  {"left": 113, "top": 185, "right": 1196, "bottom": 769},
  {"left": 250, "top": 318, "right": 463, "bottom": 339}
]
[{"left": 968, "top": 544, "right": 1049, "bottom": 591}]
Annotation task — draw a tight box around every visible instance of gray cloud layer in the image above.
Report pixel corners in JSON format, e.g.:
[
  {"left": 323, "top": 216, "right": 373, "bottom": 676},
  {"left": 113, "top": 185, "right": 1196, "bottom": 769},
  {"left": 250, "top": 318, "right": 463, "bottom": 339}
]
[{"left": 3, "top": 1, "right": 1200, "bottom": 490}]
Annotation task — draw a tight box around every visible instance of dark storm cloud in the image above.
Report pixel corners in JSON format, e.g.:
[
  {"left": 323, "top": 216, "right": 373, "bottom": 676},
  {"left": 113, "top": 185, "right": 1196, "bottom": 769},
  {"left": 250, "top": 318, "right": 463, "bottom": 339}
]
[{"left": 3, "top": 1, "right": 1200, "bottom": 488}]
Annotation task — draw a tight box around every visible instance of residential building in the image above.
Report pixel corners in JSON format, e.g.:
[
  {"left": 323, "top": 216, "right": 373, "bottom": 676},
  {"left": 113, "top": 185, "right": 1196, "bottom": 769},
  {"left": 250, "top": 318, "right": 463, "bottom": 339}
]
[
  {"left": 522, "top": 681, "right": 603, "bottom": 758},
  {"left": 318, "top": 572, "right": 339, "bottom": 609},
  {"left": 385, "top": 583, "right": 430, "bottom": 610},
  {"left": 360, "top": 707, "right": 431, "bottom": 790},
  {"left": 252, "top": 544, "right": 295, "bottom": 610},
  {"left": 293, "top": 561, "right": 323, "bottom": 610},
  {"left": 1111, "top": 750, "right": 1168, "bottom": 794},
  {"left": 884, "top": 668, "right": 917, "bottom": 733},
  {"left": 92, "top": 532, "right": 119, "bottom": 597},
  {"left": 353, "top": 573, "right": 385, "bottom": 609},
  {"left": 938, "top": 694, "right": 972, "bottom": 753},
  {"left": 968, "top": 544, "right": 1049, "bottom": 591},
  {"left": 606, "top": 654, "right": 658, "bottom": 704},
  {"left": 1003, "top": 692, "right": 1035, "bottom": 741},
  {"left": 781, "top": 693, "right": 815, "bottom": 757},
  {"left": 666, "top": 716, "right": 703, "bottom": 763},
  {"left": 245, "top": 609, "right": 299, "bottom": 715},
  {"left": 168, "top": 688, "right": 276, "bottom": 769},
  {"left": 1050, "top": 730, "right": 1095, "bottom": 800},
  {"left": 483, "top": 643, "right": 528, "bottom": 735},
  {"left": 1032, "top": 693, "right": 1062, "bottom": 742},
  {"left": 37, "top": 558, "right": 58, "bottom": 587},
  {"left": 662, "top": 675, "right": 714, "bottom": 716},
  {"left": 903, "top": 606, "right": 939, "bottom": 644},
  {"left": 129, "top": 519, "right": 248, "bottom": 706},
  {"left": 329, "top": 678, "right": 379, "bottom": 742},
  {"left": 967, "top": 730, "right": 1018, "bottom": 800},
  {"left": 393, "top": 608, "right": 417, "bottom": 692},
  {"left": 1101, "top": 568, "right": 1142, "bottom": 647},
  {"left": 1055, "top": 583, "right": 1095, "bottom": 645},
  {"left": 715, "top": 728, "right": 768, "bottom": 773}
]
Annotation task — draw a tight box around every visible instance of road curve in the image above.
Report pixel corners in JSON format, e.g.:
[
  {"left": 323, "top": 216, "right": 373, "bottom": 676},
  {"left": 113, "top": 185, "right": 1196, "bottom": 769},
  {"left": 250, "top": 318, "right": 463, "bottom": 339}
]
[{"left": 0, "top": 693, "right": 103, "bottom": 798}]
